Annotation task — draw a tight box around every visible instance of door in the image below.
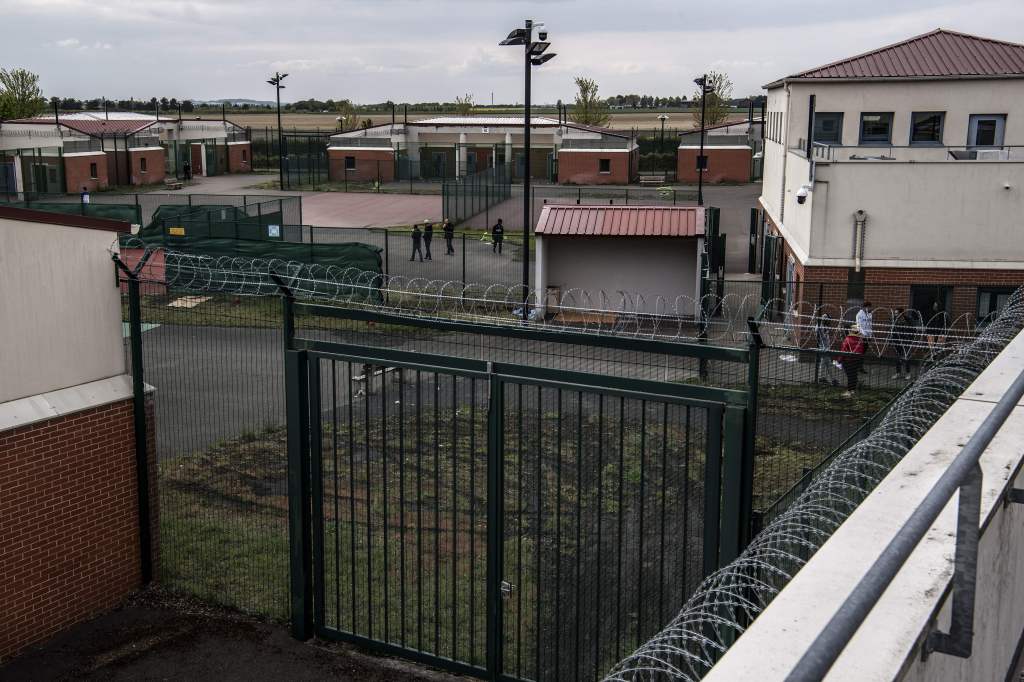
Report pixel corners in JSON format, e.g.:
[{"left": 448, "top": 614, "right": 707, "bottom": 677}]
[
  {"left": 967, "top": 115, "right": 1006, "bottom": 147},
  {"left": 31, "top": 164, "right": 49, "bottom": 193},
  {"left": 0, "top": 160, "right": 15, "bottom": 194}
]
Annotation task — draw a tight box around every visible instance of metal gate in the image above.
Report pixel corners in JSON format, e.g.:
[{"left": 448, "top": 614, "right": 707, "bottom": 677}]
[{"left": 284, "top": 302, "right": 751, "bottom": 680}]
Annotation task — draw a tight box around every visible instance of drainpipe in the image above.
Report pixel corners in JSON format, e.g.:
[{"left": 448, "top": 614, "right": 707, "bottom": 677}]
[
  {"left": 853, "top": 209, "right": 867, "bottom": 272},
  {"left": 779, "top": 83, "right": 792, "bottom": 222}
]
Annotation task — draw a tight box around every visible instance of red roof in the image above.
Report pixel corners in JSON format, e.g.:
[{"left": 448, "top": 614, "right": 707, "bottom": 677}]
[
  {"left": 768, "top": 29, "right": 1024, "bottom": 86},
  {"left": 535, "top": 205, "right": 704, "bottom": 237},
  {"left": 4, "top": 118, "right": 157, "bottom": 137}
]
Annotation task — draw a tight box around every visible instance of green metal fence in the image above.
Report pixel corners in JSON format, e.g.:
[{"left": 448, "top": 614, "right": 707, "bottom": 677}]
[
  {"left": 442, "top": 164, "right": 512, "bottom": 225},
  {"left": 283, "top": 299, "right": 752, "bottom": 680}
]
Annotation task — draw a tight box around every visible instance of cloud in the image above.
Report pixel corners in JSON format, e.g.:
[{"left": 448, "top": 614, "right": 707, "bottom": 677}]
[{"left": 52, "top": 37, "right": 112, "bottom": 50}]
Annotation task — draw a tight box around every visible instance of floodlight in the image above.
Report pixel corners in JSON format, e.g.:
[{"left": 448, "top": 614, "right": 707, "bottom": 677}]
[
  {"left": 528, "top": 41, "right": 550, "bottom": 55},
  {"left": 531, "top": 53, "right": 556, "bottom": 66},
  {"left": 500, "top": 29, "right": 528, "bottom": 46}
]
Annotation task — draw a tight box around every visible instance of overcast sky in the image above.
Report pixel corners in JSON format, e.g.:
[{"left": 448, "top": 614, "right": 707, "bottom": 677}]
[{"left": 6, "top": 0, "right": 1024, "bottom": 104}]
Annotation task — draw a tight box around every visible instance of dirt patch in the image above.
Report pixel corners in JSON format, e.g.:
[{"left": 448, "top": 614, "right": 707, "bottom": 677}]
[{"left": 0, "top": 589, "right": 461, "bottom": 682}]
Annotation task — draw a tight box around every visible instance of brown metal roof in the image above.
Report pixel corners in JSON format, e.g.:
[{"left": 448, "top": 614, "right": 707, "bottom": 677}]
[
  {"left": 767, "top": 29, "right": 1024, "bottom": 86},
  {"left": 535, "top": 205, "right": 704, "bottom": 237},
  {"left": 0, "top": 206, "right": 130, "bottom": 233}
]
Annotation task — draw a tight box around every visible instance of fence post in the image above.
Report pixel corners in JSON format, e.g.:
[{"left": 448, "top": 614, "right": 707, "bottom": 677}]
[
  {"left": 702, "top": 404, "right": 724, "bottom": 578},
  {"left": 743, "top": 319, "right": 763, "bottom": 546},
  {"left": 112, "top": 253, "right": 155, "bottom": 586},
  {"left": 485, "top": 370, "right": 505, "bottom": 678},
  {"left": 281, "top": 284, "right": 313, "bottom": 641},
  {"left": 383, "top": 231, "right": 389, "bottom": 278},
  {"left": 462, "top": 233, "right": 467, "bottom": 286}
]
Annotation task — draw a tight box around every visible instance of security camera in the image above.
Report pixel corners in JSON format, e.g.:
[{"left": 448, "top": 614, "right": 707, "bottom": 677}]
[
  {"left": 538, "top": 30, "right": 548, "bottom": 40},
  {"left": 796, "top": 184, "right": 810, "bottom": 204}
]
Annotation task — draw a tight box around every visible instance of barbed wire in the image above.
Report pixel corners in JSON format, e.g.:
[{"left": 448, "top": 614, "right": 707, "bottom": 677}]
[
  {"left": 117, "top": 238, "right": 1000, "bottom": 352},
  {"left": 601, "top": 287, "right": 1024, "bottom": 682}
]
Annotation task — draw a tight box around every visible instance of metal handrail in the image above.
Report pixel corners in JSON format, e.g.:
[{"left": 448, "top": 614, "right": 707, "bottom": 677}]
[{"left": 787, "top": 367, "right": 1024, "bottom": 680}]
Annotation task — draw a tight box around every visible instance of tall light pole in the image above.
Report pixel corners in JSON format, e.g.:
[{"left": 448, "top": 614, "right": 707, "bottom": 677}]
[
  {"left": 658, "top": 113, "right": 669, "bottom": 153},
  {"left": 500, "top": 20, "right": 555, "bottom": 320},
  {"left": 267, "top": 72, "right": 289, "bottom": 189},
  {"left": 693, "top": 74, "right": 713, "bottom": 207}
]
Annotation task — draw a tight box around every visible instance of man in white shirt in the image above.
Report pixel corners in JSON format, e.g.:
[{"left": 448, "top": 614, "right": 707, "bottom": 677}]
[
  {"left": 80, "top": 186, "right": 90, "bottom": 204},
  {"left": 855, "top": 301, "right": 873, "bottom": 339}
]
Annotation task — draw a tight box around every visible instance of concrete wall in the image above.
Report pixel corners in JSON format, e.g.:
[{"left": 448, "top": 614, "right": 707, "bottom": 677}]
[
  {"left": 557, "top": 149, "right": 632, "bottom": 185},
  {"left": 327, "top": 148, "right": 396, "bottom": 183},
  {"left": 128, "top": 147, "right": 166, "bottom": 186},
  {"left": 706, "top": 328, "right": 1024, "bottom": 682},
  {"left": 677, "top": 146, "right": 751, "bottom": 183},
  {"left": 784, "top": 79, "right": 1024, "bottom": 149},
  {"left": 809, "top": 159, "right": 1024, "bottom": 267},
  {"left": 0, "top": 216, "right": 125, "bottom": 403},
  {"left": 63, "top": 151, "right": 108, "bottom": 193},
  {"left": 540, "top": 236, "right": 700, "bottom": 314}
]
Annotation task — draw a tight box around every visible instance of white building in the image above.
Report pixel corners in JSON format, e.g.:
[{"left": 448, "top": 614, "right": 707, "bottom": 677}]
[{"left": 759, "top": 29, "right": 1024, "bottom": 322}]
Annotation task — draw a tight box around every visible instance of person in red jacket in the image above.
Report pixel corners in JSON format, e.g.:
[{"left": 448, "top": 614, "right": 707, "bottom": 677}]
[{"left": 839, "top": 324, "right": 866, "bottom": 397}]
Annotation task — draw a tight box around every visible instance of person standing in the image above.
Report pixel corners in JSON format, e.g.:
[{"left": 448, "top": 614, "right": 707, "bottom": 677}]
[
  {"left": 839, "top": 324, "right": 866, "bottom": 397},
  {"left": 815, "top": 312, "right": 838, "bottom": 385},
  {"left": 182, "top": 160, "right": 192, "bottom": 181},
  {"left": 443, "top": 218, "right": 455, "bottom": 255},
  {"left": 892, "top": 307, "right": 918, "bottom": 380},
  {"left": 855, "top": 301, "right": 874, "bottom": 339},
  {"left": 80, "top": 186, "right": 91, "bottom": 204},
  {"left": 409, "top": 224, "right": 423, "bottom": 262},
  {"left": 491, "top": 218, "right": 505, "bottom": 254},
  {"left": 422, "top": 220, "right": 433, "bottom": 261},
  {"left": 926, "top": 300, "right": 950, "bottom": 355}
]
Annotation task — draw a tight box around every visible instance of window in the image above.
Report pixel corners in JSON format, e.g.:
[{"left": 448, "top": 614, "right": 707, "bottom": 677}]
[
  {"left": 599, "top": 158, "right": 611, "bottom": 173},
  {"left": 813, "top": 112, "right": 843, "bottom": 144},
  {"left": 89, "top": 162, "right": 98, "bottom": 178},
  {"left": 140, "top": 157, "right": 148, "bottom": 173},
  {"left": 344, "top": 155, "right": 356, "bottom": 170},
  {"left": 910, "top": 112, "right": 944, "bottom": 145},
  {"left": 47, "top": 167, "right": 57, "bottom": 183},
  {"left": 977, "top": 287, "right": 1015, "bottom": 324},
  {"left": 968, "top": 114, "right": 1006, "bottom": 147},
  {"left": 859, "top": 113, "right": 893, "bottom": 144},
  {"left": 241, "top": 149, "right": 248, "bottom": 162}
]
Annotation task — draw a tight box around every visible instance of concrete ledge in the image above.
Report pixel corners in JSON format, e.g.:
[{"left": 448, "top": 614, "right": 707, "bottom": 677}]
[
  {"left": 0, "top": 374, "right": 154, "bottom": 432},
  {"left": 706, "top": 328, "right": 1024, "bottom": 682}
]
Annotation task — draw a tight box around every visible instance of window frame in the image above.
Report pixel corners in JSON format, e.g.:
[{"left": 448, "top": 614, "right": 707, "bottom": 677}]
[
  {"left": 813, "top": 112, "right": 844, "bottom": 145},
  {"left": 140, "top": 156, "right": 148, "bottom": 173},
  {"left": 909, "top": 111, "right": 945, "bottom": 146},
  {"left": 344, "top": 155, "right": 357, "bottom": 171},
  {"left": 967, "top": 114, "right": 1007, "bottom": 148},
  {"left": 598, "top": 158, "right": 611, "bottom": 174},
  {"left": 241, "top": 149, "right": 248, "bottom": 162},
  {"left": 976, "top": 286, "right": 1016, "bottom": 324},
  {"left": 858, "top": 112, "right": 894, "bottom": 145},
  {"left": 89, "top": 162, "right": 98, "bottom": 179}
]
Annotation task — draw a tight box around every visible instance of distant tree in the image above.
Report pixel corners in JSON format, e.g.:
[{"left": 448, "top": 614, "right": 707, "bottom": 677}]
[
  {"left": 454, "top": 93, "right": 474, "bottom": 116},
  {"left": 84, "top": 98, "right": 102, "bottom": 111},
  {"left": 182, "top": 100, "right": 194, "bottom": 113},
  {"left": 160, "top": 97, "right": 169, "bottom": 109},
  {"left": 569, "top": 76, "right": 610, "bottom": 127},
  {"left": 360, "top": 118, "right": 373, "bottom": 129},
  {"left": 169, "top": 97, "right": 178, "bottom": 109},
  {"left": 0, "top": 68, "right": 46, "bottom": 119},
  {"left": 690, "top": 70, "right": 733, "bottom": 127},
  {"left": 148, "top": 97, "right": 158, "bottom": 112}
]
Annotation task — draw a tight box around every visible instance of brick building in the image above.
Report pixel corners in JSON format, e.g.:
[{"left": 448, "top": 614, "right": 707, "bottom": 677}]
[
  {"left": 329, "top": 115, "right": 639, "bottom": 185},
  {"left": 0, "top": 207, "right": 156, "bottom": 662},
  {"left": 758, "top": 29, "right": 1024, "bottom": 324},
  {"left": 0, "top": 112, "right": 251, "bottom": 192}
]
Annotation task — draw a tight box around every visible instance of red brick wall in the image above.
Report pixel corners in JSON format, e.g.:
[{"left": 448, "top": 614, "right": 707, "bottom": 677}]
[
  {"left": 64, "top": 153, "right": 108, "bottom": 193},
  {"left": 557, "top": 150, "right": 631, "bottom": 185},
  {"left": 129, "top": 148, "right": 166, "bottom": 186},
  {"left": 0, "top": 395, "right": 157, "bottom": 662},
  {"left": 763, "top": 214, "right": 1024, "bottom": 328},
  {"left": 227, "top": 142, "right": 252, "bottom": 173},
  {"left": 677, "top": 147, "right": 751, "bottom": 184},
  {"left": 327, "top": 149, "right": 395, "bottom": 183}
]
